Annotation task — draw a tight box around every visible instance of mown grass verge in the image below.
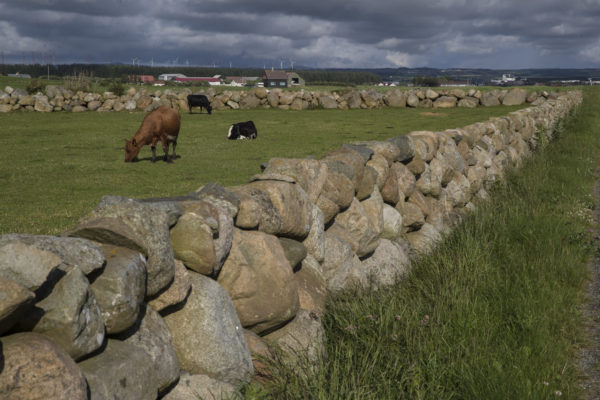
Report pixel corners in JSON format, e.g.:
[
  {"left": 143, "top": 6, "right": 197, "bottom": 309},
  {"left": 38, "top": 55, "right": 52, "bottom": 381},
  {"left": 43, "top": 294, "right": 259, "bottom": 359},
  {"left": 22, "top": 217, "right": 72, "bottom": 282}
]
[
  {"left": 0, "top": 104, "right": 524, "bottom": 236},
  {"left": 245, "top": 89, "right": 600, "bottom": 400}
]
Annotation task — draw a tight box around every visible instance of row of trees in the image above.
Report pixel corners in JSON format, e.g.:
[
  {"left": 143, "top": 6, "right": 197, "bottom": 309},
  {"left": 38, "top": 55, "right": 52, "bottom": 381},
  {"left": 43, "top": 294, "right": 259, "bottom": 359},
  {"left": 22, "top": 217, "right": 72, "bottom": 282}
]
[{"left": 1, "top": 64, "right": 382, "bottom": 85}]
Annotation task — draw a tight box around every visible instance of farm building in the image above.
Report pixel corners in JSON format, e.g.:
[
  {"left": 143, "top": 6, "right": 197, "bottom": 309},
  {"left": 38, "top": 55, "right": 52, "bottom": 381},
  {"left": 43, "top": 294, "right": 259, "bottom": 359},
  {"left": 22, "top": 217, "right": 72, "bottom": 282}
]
[
  {"left": 158, "top": 73, "right": 186, "bottom": 81},
  {"left": 226, "top": 76, "right": 260, "bottom": 87},
  {"left": 262, "top": 70, "right": 305, "bottom": 88}
]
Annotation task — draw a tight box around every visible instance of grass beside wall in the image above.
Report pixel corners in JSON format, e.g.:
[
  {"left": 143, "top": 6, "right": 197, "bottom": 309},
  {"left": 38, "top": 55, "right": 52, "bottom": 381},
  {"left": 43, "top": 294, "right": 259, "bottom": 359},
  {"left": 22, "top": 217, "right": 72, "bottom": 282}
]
[
  {"left": 247, "top": 89, "right": 600, "bottom": 399},
  {"left": 0, "top": 105, "right": 523, "bottom": 236}
]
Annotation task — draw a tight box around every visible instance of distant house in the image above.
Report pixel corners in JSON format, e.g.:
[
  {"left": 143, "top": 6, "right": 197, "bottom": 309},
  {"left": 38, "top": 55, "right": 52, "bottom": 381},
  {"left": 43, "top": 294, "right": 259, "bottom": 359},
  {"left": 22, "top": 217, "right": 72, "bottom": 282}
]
[
  {"left": 262, "top": 70, "right": 305, "bottom": 88},
  {"left": 158, "top": 73, "right": 187, "bottom": 81},
  {"left": 226, "top": 76, "right": 260, "bottom": 86}
]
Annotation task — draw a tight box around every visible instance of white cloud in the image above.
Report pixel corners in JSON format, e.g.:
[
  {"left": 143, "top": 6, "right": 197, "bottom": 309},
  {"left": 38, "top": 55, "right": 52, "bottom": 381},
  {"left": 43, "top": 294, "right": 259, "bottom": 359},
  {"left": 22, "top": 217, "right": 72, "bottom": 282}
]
[
  {"left": 580, "top": 43, "right": 600, "bottom": 63},
  {"left": 0, "top": 21, "right": 46, "bottom": 53},
  {"left": 385, "top": 51, "right": 415, "bottom": 67}
]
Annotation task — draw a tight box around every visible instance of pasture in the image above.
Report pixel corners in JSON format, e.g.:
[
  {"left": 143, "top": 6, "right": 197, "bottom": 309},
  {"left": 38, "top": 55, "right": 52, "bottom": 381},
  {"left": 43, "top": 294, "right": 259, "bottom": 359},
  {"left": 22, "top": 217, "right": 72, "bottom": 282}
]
[{"left": 0, "top": 105, "right": 525, "bottom": 236}]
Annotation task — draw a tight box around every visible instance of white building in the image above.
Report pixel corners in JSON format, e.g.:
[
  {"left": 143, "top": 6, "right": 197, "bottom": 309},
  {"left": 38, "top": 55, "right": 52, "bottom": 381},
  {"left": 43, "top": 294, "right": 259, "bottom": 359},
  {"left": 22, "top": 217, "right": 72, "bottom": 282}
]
[{"left": 158, "top": 73, "right": 187, "bottom": 81}]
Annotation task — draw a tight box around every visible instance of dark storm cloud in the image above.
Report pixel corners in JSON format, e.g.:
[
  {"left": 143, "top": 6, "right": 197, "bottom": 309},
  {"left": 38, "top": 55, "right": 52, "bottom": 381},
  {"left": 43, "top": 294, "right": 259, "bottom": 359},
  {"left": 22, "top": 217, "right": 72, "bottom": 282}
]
[{"left": 1, "top": 0, "right": 600, "bottom": 68}]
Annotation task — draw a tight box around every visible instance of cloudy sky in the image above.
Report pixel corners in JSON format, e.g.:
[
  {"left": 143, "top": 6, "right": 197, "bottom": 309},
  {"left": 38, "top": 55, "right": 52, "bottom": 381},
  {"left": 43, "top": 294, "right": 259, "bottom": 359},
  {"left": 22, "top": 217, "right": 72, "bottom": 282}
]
[{"left": 2, "top": 0, "right": 600, "bottom": 69}]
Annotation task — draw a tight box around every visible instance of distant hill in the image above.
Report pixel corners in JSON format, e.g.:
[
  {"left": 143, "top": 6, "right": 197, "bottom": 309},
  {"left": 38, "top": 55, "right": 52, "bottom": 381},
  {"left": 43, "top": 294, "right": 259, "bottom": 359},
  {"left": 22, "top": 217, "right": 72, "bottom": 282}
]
[{"left": 335, "top": 67, "right": 600, "bottom": 84}]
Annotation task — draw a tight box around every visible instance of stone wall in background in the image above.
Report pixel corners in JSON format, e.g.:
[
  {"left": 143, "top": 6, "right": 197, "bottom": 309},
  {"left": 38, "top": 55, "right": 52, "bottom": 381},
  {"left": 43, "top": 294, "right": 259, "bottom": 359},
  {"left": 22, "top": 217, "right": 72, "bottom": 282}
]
[
  {"left": 0, "top": 84, "right": 557, "bottom": 113},
  {"left": 0, "top": 91, "right": 582, "bottom": 399}
]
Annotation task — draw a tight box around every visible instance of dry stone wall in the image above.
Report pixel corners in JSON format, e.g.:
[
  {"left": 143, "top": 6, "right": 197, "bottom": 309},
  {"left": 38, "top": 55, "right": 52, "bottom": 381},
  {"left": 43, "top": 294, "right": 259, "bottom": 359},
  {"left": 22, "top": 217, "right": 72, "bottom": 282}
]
[
  {"left": 0, "top": 84, "right": 558, "bottom": 113},
  {"left": 0, "top": 91, "right": 582, "bottom": 399}
]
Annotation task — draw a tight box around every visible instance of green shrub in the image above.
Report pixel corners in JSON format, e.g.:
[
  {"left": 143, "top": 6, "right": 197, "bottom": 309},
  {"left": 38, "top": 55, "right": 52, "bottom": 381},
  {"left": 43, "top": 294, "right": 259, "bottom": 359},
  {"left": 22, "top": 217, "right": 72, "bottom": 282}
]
[
  {"left": 108, "top": 80, "right": 125, "bottom": 96},
  {"left": 26, "top": 78, "right": 46, "bottom": 94}
]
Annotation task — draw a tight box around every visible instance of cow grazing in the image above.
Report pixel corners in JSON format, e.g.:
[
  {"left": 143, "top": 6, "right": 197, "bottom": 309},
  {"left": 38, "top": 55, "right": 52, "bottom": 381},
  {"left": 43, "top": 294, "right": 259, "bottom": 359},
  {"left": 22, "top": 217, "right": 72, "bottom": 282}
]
[
  {"left": 228, "top": 121, "right": 258, "bottom": 140},
  {"left": 187, "top": 94, "right": 212, "bottom": 114},
  {"left": 125, "top": 106, "right": 180, "bottom": 163}
]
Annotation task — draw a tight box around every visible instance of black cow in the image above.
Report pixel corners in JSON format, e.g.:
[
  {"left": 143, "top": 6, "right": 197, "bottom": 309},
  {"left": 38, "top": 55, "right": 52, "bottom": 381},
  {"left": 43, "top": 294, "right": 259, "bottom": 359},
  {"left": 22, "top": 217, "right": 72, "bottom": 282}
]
[
  {"left": 187, "top": 94, "right": 212, "bottom": 114},
  {"left": 227, "top": 121, "right": 257, "bottom": 140}
]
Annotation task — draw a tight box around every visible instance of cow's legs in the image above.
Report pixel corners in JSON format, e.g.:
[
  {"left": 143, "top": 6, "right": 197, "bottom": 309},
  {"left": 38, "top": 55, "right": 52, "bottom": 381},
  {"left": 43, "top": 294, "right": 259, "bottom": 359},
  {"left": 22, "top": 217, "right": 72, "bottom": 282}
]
[
  {"left": 171, "top": 141, "right": 177, "bottom": 160},
  {"left": 161, "top": 137, "right": 173, "bottom": 163},
  {"left": 151, "top": 146, "right": 157, "bottom": 163}
]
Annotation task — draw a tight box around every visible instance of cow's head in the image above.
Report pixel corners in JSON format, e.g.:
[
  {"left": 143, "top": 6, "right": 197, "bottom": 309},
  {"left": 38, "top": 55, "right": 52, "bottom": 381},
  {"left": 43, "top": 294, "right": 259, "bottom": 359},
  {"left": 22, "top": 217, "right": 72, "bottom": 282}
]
[
  {"left": 207, "top": 104, "right": 213, "bottom": 114},
  {"left": 124, "top": 138, "right": 139, "bottom": 162}
]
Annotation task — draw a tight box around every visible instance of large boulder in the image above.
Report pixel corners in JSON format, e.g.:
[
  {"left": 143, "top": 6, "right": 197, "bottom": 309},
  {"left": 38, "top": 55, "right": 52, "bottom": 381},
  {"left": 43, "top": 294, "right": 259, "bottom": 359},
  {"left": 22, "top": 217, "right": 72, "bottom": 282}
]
[
  {"left": 240, "top": 94, "right": 261, "bottom": 109},
  {"left": 502, "top": 88, "right": 528, "bottom": 106},
  {"left": 302, "top": 205, "right": 326, "bottom": 263},
  {"left": 409, "top": 131, "right": 439, "bottom": 162},
  {"left": 0, "top": 332, "right": 88, "bottom": 400},
  {"left": 245, "top": 180, "right": 313, "bottom": 240},
  {"left": 390, "top": 162, "right": 416, "bottom": 197},
  {"left": 229, "top": 185, "right": 283, "bottom": 234},
  {"left": 327, "top": 198, "right": 380, "bottom": 257},
  {"left": 262, "top": 158, "right": 329, "bottom": 203},
  {"left": 433, "top": 96, "right": 457, "bottom": 108},
  {"left": 415, "top": 163, "right": 443, "bottom": 197},
  {"left": 323, "top": 147, "right": 367, "bottom": 192},
  {"left": 278, "top": 237, "right": 307, "bottom": 271},
  {"left": 406, "top": 223, "right": 442, "bottom": 255},
  {"left": 18, "top": 267, "right": 105, "bottom": 361},
  {"left": 113, "top": 305, "right": 179, "bottom": 394},
  {"left": 319, "top": 95, "right": 338, "bottom": 109},
  {"left": 481, "top": 91, "right": 501, "bottom": 107},
  {"left": 90, "top": 244, "right": 146, "bottom": 334},
  {"left": 218, "top": 229, "right": 299, "bottom": 334},
  {"left": 78, "top": 339, "right": 157, "bottom": 400},
  {"left": 147, "top": 259, "right": 191, "bottom": 312},
  {"left": 319, "top": 171, "right": 355, "bottom": 211},
  {"left": 406, "top": 93, "right": 419, "bottom": 107},
  {"left": 169, "top": 202, "right": 219, "bottom": 276},
  {"left": 65, "top": 196, "right": 175, "bottom": 297},
  {"left": 321, "top": 232, "right": 368, "bottom": 293},
  {"left": 162, "top": 373, "right": 242, "bottom": 400},
  {"left": 264, "top": 309, "right": 326, "bottom": 373},
  {"left": 400, "top": 201, "right": 425, "bottom": 231},
  {"left": 384, "top": 90, "right": 407, "bottom": 107},
  {"left": 295, "top": 255, "right": 328, "bottom": 318},
  {"left": 361, "top": 239, "right": 411, "bottom": 287},
  {"left": 382, "top": 204, "right": 404, "bottom": 240},
  {"left": 0, "top": 234, "right": 105, "bottom": 276},
  {"left": 0, "top": 277, "right": 35, "bottom": 335},
  {"left": 163, "top": 272, "right": 253, "bottom": 385},
  {"left": 361, "top": 186, "right": 385, "bottom": 237},
  {"left": 0, "top": 241, "right": 62, "bottom": 291}
]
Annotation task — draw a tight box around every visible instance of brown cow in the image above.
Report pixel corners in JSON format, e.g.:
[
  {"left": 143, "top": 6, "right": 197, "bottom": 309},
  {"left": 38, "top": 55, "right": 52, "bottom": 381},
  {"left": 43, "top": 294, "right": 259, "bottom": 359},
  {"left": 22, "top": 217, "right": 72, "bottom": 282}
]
[{"left": 125, "top": 106, "right": 181, "bottom": 163}]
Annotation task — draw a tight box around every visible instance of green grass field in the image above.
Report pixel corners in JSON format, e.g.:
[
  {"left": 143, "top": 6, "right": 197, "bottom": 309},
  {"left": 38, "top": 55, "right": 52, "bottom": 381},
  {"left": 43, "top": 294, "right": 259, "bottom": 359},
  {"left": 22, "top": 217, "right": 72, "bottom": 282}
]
[
  {"left": 0, "top": 105, "right": 524, "bottom": 236},
  {"left": 245, "top": 88, "right": 600, "bottom": 399}
]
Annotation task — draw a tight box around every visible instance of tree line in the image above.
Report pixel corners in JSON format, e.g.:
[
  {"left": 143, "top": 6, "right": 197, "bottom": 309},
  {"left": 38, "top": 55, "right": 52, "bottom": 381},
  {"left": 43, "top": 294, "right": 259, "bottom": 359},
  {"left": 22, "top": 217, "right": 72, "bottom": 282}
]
[{"left": 1, "top": 64, "right": 382, "bottom": 85}]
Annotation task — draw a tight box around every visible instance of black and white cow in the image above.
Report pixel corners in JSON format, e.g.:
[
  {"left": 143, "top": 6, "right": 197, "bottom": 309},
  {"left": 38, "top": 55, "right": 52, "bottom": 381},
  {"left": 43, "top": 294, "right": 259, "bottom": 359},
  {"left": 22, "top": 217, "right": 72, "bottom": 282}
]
[
  {"left": 187, "top": 94, "right": 212, "bottom": 114},
  {"left": 227, "top": 121, "right": 257, "bottom": 140}
]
